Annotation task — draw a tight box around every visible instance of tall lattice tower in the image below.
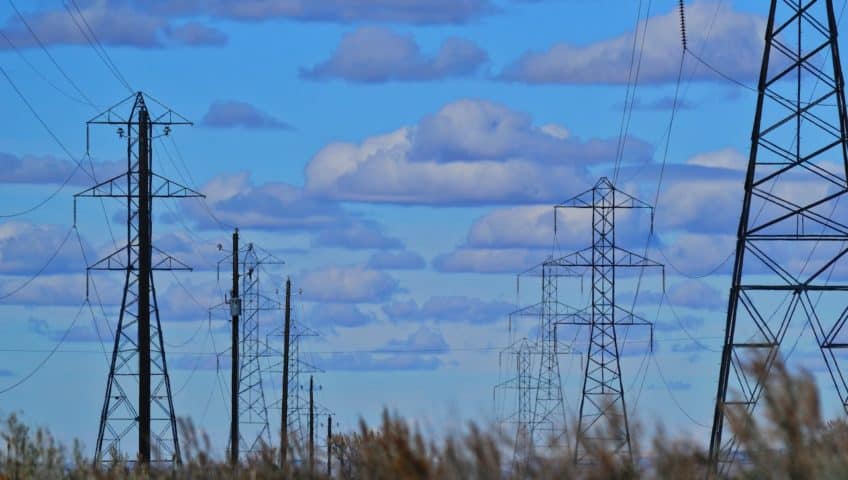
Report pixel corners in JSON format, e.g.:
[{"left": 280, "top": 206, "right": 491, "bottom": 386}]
[
  {"left": 495, "top": 251, "right": 582, "bottom": 464},
  {"left": 530, "top": 260, "right": 568, "bottom": 447},
  {"left": 217, "top": 236, "right": 285, "bottom": 460},
  {"left": 76, "top": 92, "right": 202, "bottom": 464},
  {"left": 710, "top": 1, "right": 848, "bottom": 474},
  {"left": 495, "top": 336, "right": 537, "bottom": 468},
  {"left": 266, "top": 302, "right": 323, "bottom": 452},
  {"left": 237, "top": 243, "right": 284, "bottom": 456},
  {"left": 553, "top": 177, "right": 662, "bottom": 463}
]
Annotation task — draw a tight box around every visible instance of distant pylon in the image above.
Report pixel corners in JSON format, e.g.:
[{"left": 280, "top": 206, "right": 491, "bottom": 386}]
[
  {"left": 553, "top": 177, "right": 663, "bottom": 464},
  {"left": 266, "top": 292, "right": 328, "bottom": 457},
  {"left": 531, "top": 261, "right": 567, "bottom": 447},
  {"left": 76, "top": 92, "right": 203, "bottom": 465},
  {"left": 514, "top": 338, "right": 534, "bottom": 463},
  {"left": 495, "top": 256, "right": 581, "bottom": 464},
  {"left": 217, "top": 237, "right": 284, "bottom": 459},
  {"left": 710, "top": 1, "right": 848, "bottom": 475},
  {"left": 495, "top": 336, "right": 538, "bottom": 468}
]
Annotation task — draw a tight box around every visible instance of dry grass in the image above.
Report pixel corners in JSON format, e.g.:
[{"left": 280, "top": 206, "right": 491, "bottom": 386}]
[{"left": 1, "top": 359, "right": 846, "bottom": 479}]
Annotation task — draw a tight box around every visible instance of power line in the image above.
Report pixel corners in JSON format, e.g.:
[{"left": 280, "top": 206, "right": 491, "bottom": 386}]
[
  {"left": 5, "top": 0, "right": 97, "bottom": 107},
  {"left": 0, "top": 30, "right": 94, "bottom": 107},
  {"left": 0, "top": 67, "right": 98, "bottom": 219},
  {"left": 0, "top": 67, "right": 92, "bottom": 178},
  {"left": 0, "top": 299, "right": 87, "bottom": 395},
  {"left": 62, "top": 0, "right": 133, "bottom": 92},
  {"left": 613, "top": 0, "right": 652, "bottom": 182},
  {"left": 165, "top": 136, "right": 234, "bottom": 231},
  {"left": 0, "top": 334, "right": 725, "bottom": 357},
  {"left": 0, "top": 225, "right": 75, "bottom": 301},
  {"left": 650, "top": 352, "right": 710, "bottom": 429}
]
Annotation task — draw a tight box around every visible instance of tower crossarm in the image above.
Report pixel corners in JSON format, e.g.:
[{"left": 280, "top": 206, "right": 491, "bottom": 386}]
[
  {"left": 551, "top": 246, "right": 665, "bottom": 271},
  {"left": 556, "top": 177, "right": 654, "bottom": 211},
  {"left": 87, "top": 246, "right": 193, "bottom": 272},
  {"left": 151, "top": 173, "right": 204, "bottom": 198}
]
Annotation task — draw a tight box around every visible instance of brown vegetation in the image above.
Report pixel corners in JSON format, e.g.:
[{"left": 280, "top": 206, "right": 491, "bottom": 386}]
[{"left": 1, "top": 359, "right": 846, "bottom": 479}]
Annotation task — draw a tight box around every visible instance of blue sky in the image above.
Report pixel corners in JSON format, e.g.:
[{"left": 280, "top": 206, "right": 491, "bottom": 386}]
[{"left": 2, "top": 0, "right": 847, "bottom": 458}]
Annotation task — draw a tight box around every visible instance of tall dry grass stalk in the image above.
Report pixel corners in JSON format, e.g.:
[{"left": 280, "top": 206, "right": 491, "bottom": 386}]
[{"left": 1, "top": 357, "right": 846, "bottom": 478}]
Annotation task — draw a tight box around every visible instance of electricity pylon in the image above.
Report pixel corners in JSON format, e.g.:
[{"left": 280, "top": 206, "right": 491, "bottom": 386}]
[
  {"left": 495, "top": 253, "right": 582, "bottom": 465},
  {"left": 270, "top": 318, "right": 323, "bottom": 450},
  {"left": 217, "top": 235, "right": 285, "bottom": 460},
  {"left": 552, "top": 177, "right": 663, "bottom": 464},
  {"left": 76, "top": 92, "right": 203, "bottom": 465},
  {"left": 238, "top": 242, "right": 284, "bottom": 457},
  {"left": 495, "top": 335, "right": 538, "bottom": 469},
  {"left": 710, "top": 1, "right": 848, "bottom": 475}
]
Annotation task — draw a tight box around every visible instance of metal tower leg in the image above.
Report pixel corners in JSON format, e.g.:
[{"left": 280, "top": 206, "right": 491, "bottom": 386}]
[{"left": 710, "top": 1, "right": 848, "bottom": 475}]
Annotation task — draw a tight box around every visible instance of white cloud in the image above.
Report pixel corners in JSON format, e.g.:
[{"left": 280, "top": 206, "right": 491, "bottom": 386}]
[
  {"left": 501, "top": 1, "right": 764, "bottom": 84},
  {"left": 301, "top": 27, "right": 487, "bottom": 82},
  {"left": 298, "top": 265, "right": 399, "bottom": 303},
  {"left": 305, "top": 99, "right": 652, "bottom": 205},
  {"left": 0, "top": 223, "right": 83, "bottom": 275},
  {"left": 686, "top": 147, "right": 746, "bottom": 171},
  {"left": 432, "top": 248, "right": 540, "bottom": 274}
]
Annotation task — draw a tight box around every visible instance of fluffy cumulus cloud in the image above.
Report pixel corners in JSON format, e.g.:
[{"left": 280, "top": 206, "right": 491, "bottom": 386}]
[
  {"left": 378, "top": 326, "right": 449, "bottom": 352},
  {"left": 0, "top": 223, "right": 82, "bottom": 275},
  {"left": 157, "top": 279, "right": 221, "bottom": 322},
  {"left": 432, "top": 247, "right": 541, "bottom": 274},
  {"left": 136, "top": 0, "right": 495, "bottom": 24},
  {"left": 200, "top": 101, "right": 293, "bottom": 130},
  {"left": 0, "top": 274, "right": 88, "bottom": 306},
  {"left": 314, "top": 327, "right": 448, "bottom": 372},
  {"left": 314, "top": 351, "right": 441, "bottom": 371},
  {"left": 0, "top": 152, "right": 119, "bottom": 186},
  {"left": 366, "top": 250, "right": 426, "bottom": 270},
  {"left": 298, "top": 265, "right": 399, "bottom": 303},
  {"left": 177, "top": 173, "right": 401, "bottom": 251},
  {"left": 180, "top": 172, "right": 343, "bottom": 230},
  {"left": 163, "top": 22, "right": 228, "bottom": 46},
  {"left": 301, "top": 27, "right": 487, "bottom": 82},
  {"left": 501, "top": 1, "right": 764, "bottom": 84},
  {"left": 666, "top": 279, "right": 726, "bottom": 312},
  {"left": 382, "top": 296, "right": 513, "bottom": 324},
  {"left": 0, "top": 2, "right": 226, "bottom": 49},
  {"left": 27, "top": 316, "right": 110, "bottom": 343},
  {"left": 309, "top": 303, "right": 376, "bottom": 329},
  {"left": 311, "top": 220, "right": 402, "bottom": 250},
  {"left": 305, "top": 99, "right": 653, "bottom": 205}
]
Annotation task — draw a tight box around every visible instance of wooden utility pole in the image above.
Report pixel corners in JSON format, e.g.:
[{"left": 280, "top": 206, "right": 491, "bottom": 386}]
[
  {"left": 230, "top": 228, "right": 240, "bottom": 465},
  {"left": 309, "top": 375, "right": 315, "bottom": 473},
  {"left": 327, "top": 415, "right": 332, "bottom": 477},
  {"left": 137, "top": 105, "right": 152, "bottom": 464},
  {"left": 280, "top": 278, "right": 292, "bottom": 468}
]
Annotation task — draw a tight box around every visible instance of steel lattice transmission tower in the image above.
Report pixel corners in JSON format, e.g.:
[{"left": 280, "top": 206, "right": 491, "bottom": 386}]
[
  {"left": 495, "top": 256, "right": 581, "bottom": 463},
  {"left": 530, "top": 261, "right": 568, "bottom": 448},
  {"left": 76, "top": 92, "right": 203, "bottom": 465},
  {"left": 217, "top": 236, "right": 285, "bottom": 460},
  {"left": 495, "top": 336, "right": 538, "bottom": 468},
  {"left": 265, "top": 299, "right": 325, "bottom": 454},
  {"left": 553, "top": 177, "right": 662, "bottom": 464},
  {"left": 710, "top": 0, "right": 848, "bottom": 474},
  {"left": 238, "top": 243, "right": 285, "bottom": 456}
]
